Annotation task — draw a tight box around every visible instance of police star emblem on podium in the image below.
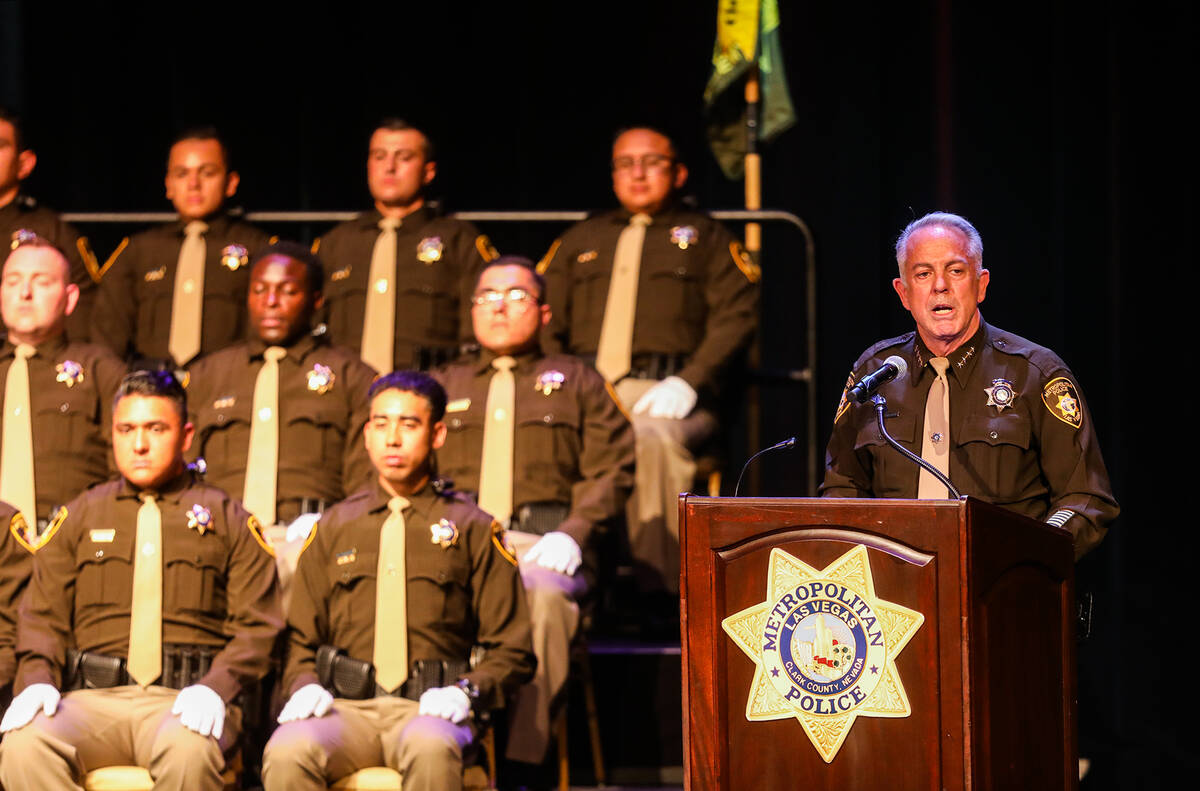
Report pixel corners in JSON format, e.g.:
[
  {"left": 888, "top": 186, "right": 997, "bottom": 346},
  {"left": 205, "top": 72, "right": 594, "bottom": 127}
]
[{"left": 721, "top": 544, "right": 925, "bottom": 763}]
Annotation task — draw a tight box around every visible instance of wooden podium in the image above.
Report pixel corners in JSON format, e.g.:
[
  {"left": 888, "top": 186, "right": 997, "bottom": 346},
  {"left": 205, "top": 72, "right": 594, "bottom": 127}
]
[{"left": 680, "top": 495, "right": 1077, "bottom": 791}]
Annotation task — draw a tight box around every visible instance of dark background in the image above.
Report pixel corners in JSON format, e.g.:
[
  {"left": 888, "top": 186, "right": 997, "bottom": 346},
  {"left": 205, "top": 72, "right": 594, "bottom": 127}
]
[{"left": 2, "top": 1, "right": 1193, "bottom": 787}]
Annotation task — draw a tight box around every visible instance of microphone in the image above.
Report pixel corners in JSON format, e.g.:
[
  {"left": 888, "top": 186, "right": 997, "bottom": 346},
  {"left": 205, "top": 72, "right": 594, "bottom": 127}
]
[
  {"left": 848, "top": 355, "right": 908, "bottom": 403},
  {"left": 733, "top": 437, "right": 797, "bottom": 497}
]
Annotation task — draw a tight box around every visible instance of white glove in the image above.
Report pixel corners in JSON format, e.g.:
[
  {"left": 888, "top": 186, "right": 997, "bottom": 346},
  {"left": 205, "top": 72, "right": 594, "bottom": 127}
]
[
  {"left": 0, "top": 683, "right": 60, "bottom": 732},
  {"left": 171, "top": 684, "right": 226, "bottom": 739},
  {"left": 277, "top": 683, "right": 334, "bottom": 723},
  {"left": 632, "top": 376, "right": 697, "bottom": 419},
  {"left": 285, "top": 513, "right": 320, "bottom": 544},
  {"left": 418, "top": 685, "right": 472, "bottom": 724},
  {"left": 523, "top": 531, "right": 582, "bottom": 576}
]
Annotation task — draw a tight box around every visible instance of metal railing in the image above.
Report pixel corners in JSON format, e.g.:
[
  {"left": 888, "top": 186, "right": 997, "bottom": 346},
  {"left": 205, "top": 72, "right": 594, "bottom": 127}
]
[{"left": 61, "top": 208, "right": 819, "bottom": 494}]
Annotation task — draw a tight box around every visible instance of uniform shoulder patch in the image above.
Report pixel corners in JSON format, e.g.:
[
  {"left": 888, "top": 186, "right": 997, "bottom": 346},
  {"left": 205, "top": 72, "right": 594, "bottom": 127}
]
[
  {"left": 491, "top": 520, "right": 518, "bottom": 567},
  {"left": 476, "top": 234, "right": 499, "bottom": 262},
  {"left": 1041, "top": 377, "right": 1083, "bottom": 428},
  {"left": 97, "top": 237, "right": 129, "bottom": 280},
  {"left": 10, "top": 512, "right": 37, "bottom": 554},
  {"left": 246, "top": 514, "right": 276, "bottom": 557},
  {"left": 536, "top": 239, "right": 562, "bottom": 274},
  {"left": 729, "top": 240, "right": 762, "bottom": 283},
  {"left": 833, "top": 372, "right": 855, "bottom": 424}
]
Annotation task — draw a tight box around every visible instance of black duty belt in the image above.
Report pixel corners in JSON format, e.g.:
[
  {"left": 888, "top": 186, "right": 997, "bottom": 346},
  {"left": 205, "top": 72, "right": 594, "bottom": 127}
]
[
  {"left": 411, "top": 345, "right": 464, "bottom": 371},
  {"left": 510, "top": 502, "right": 570, "bottom": 537},
  {"left": 276, "top": 497, "right": 331, "bottom": 524},
  {"left": 64, "top": 643, "right": 219, "bottom": 691},
  {"left": 316, "top": 645, "right": 469, "bottom": 702},
  {"left": 584, "top": 352, "right": 688, "bottom": 383}
]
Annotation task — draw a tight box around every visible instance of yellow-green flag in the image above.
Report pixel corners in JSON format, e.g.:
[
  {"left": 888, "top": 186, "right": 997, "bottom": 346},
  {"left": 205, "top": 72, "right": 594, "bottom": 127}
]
[{"left": 704, "top": 0, "right": 796, "bottom": 179}]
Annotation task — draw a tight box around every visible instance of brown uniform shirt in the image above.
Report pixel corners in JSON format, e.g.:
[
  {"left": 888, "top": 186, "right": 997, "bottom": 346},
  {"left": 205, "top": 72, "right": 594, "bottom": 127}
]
[
  {"left": 1, "top": 195, "right": 99, "bottom": 342},
  {"left": 820, "top": 321, "right": 1119, "bottom": 557},
  {"left": 538, "top": 207, "right": 761, "bottom": 393},
  {"left": 0, "top": 337, "right": 126, "bottom": 522},
  {"left": 14, "top": 471, "right": 284, "bottom": 701},
  {"left": 283, "top": 482, "right": 534, "bottom": 711},
  {"left": 434, "top": 351, "right": 635, "bottom": 546},
  {"left": 0, "top": 501, "right": 35, "bottom": 690},
  {"left": 186, "top": 336, "right": 378, "bottom": 514},
  {"left": 91, "top": 214, "right": 271, "bottom": 364},
  {"left": 314, "top": 207, "right": 497, "bottom": 369}
]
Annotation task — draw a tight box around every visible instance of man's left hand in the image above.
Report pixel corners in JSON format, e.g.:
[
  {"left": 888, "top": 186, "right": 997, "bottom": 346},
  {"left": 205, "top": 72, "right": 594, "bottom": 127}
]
[
  {"left": 418, "top": 685, "right": 471, "bottom": 724},
  {"left": 632, "top": 376, "right": 697, "bottom": 419},
  {"left": 523, "top": 531, "right": 582, "bottom": 575},
  {"left": 171, "top": 684, "right": 226, "bottom": 739}
]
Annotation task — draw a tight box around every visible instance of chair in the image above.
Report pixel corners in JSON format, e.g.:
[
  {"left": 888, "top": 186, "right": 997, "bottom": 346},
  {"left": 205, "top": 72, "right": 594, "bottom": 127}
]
[
  {"left": 553, "top": 634, "right": 606, "bottom": 791},
  {"left": 327, "top": 727, "right": 496, "bottom": 790},
  {"left": 83, "top": 755, "right": 240, "bottom": 791}
]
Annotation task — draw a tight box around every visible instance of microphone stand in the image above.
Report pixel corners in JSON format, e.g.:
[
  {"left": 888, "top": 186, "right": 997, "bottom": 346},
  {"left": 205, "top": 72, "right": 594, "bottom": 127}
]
[{"left": 871, "top": 394, "right": 962, "bottom": 499}]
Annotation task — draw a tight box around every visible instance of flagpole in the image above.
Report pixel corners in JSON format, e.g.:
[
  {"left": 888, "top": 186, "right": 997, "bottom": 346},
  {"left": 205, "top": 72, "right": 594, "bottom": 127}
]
[{"left": 744, "top": 62, "right": 763, "bottom": 495}]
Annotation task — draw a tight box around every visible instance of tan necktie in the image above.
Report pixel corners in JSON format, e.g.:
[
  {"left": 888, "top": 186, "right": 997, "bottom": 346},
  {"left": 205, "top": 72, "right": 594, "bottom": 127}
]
[
  {"left": 361, "top": 217, "right": 400, "bottom": 374},
  {"left": 594, "top": 213, "right": 651, "bottom": 382},
  {"left": 128, "top": 492, "right": 163, "bottom": 686},
  {"left": 917, "top": 357, "right": 952, "bottom": 499},
  {"left": 477, "top": 356, "right": 516, "bottom": 524},
  {"left": 0, "top": 344, "right": 37, "bottom": 527},
  {"left": 168, "top": 220, "right": 208, "bottom": 366},
  {"left": 374, "top": 495, "right": 410, "bottom": 693},
  {"left": 243, "top": 346, "right": 288, "bottom": 525}
]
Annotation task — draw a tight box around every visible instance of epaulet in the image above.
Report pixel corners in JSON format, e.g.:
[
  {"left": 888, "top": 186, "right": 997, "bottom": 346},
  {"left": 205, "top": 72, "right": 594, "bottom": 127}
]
[
  {"left": 246, "top": 514, "right": 275, "bottom": 557},
  {"left": 536, "top": 239, "right": 562, "bottom": 274},
  {"left": 97, "top": 237, "right": 129, "bottom": 280},
  {"left": 854, "top": 333, "right": 913, "bottom": 370},
  {"left": 33, "top": 506, "right": 69, "bottom": 551},
  {"left": 728, "top": 239, "right": 761, "bottom": 283},
  {"left": 476, "top": 234, "right": 499, "bottom": 261},
  {"left": 490, "top": 519, "right": 518, "bottom": 567},
  {"left": 986, "top": 327, "right": 1068, "bottom": 377}
]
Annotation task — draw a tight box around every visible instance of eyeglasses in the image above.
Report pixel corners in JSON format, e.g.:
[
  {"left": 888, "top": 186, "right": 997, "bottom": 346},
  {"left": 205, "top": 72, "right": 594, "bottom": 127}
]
[
  {"left": 611, "top": 154, "right": 674, "bottom": 173},
  {"left": 471, "top": 287, "right": 538, "bottom": 311}
]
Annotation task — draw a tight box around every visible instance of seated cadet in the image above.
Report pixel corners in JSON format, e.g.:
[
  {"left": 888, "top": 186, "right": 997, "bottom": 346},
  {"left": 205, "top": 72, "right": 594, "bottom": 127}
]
[
  {"left": 0, "top": 232, "right": 125, "bottom": 534},
  {"left": 539, "top": 126, "right": 760, "bottom": 601},
  {"left": 314, "top": 118, "right": 498, "bottom": 373},
  {"left": 262, "top": 371, "right": 535, "bottom": 791},
  {"left": 0, "top": 104, "right": 100, "bottom": 341},
  {"left": 434, "top": 257, "right": 635, "bottom": 773},
  {"left": 0, "top": 498, "right": 36, "bottom": 709},
  {"left": 92, "top": 127, "right": 271, "bottom": 368},
  {"left": 185, "top": 241, "right": 377, "bottom": 591},
  {"left": 0, "top": 370, "right": 283, "bottom": 790}
]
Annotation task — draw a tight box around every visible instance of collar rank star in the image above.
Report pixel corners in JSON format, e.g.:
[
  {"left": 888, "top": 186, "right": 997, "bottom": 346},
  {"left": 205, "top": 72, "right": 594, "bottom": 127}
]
[
  {"left": 536, "top": 370, "right": 565, "bottom": 395},
  {"left": 430, "top": 518, "right": 459, "bottom": 548},
  {"left": 186, "top": 504, "right": 213, "bottom": 535},
  {"left": 722, "top": 545, "right": 925, "bottom": 763},
  {"left": 56, "top": 360, "right": 85, "bottom": 388},
  {"left": 307, "top": 364, "right": 335, "bottom": 394},
  {"left": 670, "top": 225, "right": 698, "bottom": 250},
  {"left": 221, "top": 244, "right": 249, "bottom": 271},
  {"left": 416, "top": 236, "right": 443, "bottom": 264},
  {"left": 984, "top": 378, "right": 1016, "bottom": 412}
]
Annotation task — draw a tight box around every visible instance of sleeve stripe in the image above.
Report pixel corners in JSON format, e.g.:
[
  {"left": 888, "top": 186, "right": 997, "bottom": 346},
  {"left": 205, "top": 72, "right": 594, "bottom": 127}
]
[{"left": 1045, "top": 509, "right": 1074, "bottom": 528}]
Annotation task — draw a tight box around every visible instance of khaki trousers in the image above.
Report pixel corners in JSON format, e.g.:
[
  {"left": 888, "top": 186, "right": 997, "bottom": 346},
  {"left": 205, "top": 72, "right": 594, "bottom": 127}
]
[
  {"left": 615, "top": 378, "right": 717, "bottom": 595},
  {"left": 261, "top": 696, "right": 475, "bottom": 791},
  {"left": 502, "top": 530, "right": 587, "bottom": 764},
  {"left": 0, "top": 685, "right": 239, "bottom": 791}
]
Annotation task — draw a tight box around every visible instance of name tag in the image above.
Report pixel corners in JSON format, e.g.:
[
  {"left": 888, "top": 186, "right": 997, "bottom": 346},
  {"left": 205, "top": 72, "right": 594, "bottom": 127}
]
[
  {"left": 90, "top": 529, "right": 116, "bottom": 543},
  {"left": 446, "top": 398, "right": 471, "bottom": 413}
]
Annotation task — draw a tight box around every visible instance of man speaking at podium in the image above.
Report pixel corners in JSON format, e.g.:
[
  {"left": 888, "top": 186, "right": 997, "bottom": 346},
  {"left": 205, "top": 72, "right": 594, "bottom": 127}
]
[{"left": 820, "top": 212, "right": 1118, "bottom": 558}]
